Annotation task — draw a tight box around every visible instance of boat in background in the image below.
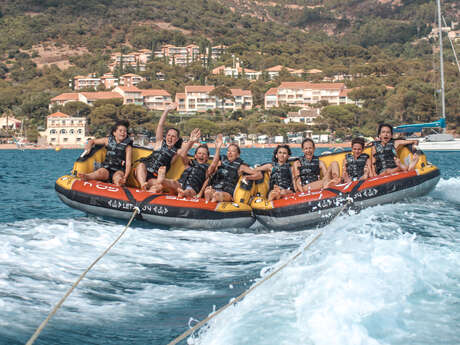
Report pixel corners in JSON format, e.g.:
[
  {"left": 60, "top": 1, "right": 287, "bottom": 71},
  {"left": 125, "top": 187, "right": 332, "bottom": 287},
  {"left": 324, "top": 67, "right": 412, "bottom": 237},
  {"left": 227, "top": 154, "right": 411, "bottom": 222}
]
[{"left": 394, "top": 0, "right": 459, "bottom": 151}]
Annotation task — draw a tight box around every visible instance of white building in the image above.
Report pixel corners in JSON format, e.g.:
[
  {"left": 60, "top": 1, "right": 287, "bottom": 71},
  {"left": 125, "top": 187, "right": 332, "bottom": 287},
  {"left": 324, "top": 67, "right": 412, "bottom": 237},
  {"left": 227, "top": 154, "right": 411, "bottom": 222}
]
[{"left": 40, "top": 112, "right": 88, "bottom": 146}]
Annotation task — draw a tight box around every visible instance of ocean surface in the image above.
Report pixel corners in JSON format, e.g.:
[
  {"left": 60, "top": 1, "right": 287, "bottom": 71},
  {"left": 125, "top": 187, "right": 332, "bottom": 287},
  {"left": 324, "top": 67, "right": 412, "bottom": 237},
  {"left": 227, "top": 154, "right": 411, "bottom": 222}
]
[{"left": 0, "top": 148, "right": 459, "bottom": 345}]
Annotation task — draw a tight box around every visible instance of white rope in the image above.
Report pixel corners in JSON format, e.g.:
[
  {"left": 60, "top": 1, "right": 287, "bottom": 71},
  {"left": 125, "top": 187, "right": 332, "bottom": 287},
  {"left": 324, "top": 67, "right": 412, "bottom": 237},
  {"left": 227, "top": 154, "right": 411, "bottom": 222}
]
[
  {"left": 26, "top": 206, "right": 141, "bottom": 345},
  {"left": 167, "top": 198, "right": 353, "bottom": 345}
]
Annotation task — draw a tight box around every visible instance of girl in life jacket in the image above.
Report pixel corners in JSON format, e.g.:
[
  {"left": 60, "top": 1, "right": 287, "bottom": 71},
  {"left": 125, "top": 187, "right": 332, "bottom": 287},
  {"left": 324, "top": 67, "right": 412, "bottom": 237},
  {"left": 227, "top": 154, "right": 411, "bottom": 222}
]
[
  {"left": 204, "top": 143, "right": 262, "bottom": 203},
  {"left": 78, "top": 120, "right": 132, "bottom": 186},
  {"left": 342, "top": 137, "right": 372, "bottom": 183},
  {"left": 371, "top": 123, "right": 419, "bottom": 176},
  {"left": 151, "top": 132, "right": 223, "bottom": 198},
  {"left": 135, "top": 103, "right": 184, "bottom": 191},
  {"left": 292, "top": 138, "right": 340, "bottom": 192},
  {"left": 255, "top": 145, "right": 295, "bottom": 201}
]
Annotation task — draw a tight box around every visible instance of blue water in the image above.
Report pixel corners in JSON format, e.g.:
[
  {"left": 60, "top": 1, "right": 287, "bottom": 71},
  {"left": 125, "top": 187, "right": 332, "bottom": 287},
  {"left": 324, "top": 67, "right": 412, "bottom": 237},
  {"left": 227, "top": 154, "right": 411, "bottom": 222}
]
[{"left": 0, "top": 148, "right": 459, "bottom": 345}]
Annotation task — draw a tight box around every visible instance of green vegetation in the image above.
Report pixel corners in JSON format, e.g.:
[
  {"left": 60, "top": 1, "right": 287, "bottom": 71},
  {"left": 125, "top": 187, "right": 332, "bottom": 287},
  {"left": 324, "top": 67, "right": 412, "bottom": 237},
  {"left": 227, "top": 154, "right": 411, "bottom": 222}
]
[{"left": 0, "top": 0, "right": 458, "bottom": 140}]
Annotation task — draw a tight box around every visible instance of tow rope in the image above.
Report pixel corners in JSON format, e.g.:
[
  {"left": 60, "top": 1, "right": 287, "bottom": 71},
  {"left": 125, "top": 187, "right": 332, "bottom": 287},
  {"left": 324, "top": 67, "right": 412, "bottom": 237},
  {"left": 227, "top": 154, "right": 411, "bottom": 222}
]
[
  {"left": 167, "top": 197, "right": 354, "bottom": 345},
  {"left": 25, "top": 206, "right": 141, "bottom": 345}
]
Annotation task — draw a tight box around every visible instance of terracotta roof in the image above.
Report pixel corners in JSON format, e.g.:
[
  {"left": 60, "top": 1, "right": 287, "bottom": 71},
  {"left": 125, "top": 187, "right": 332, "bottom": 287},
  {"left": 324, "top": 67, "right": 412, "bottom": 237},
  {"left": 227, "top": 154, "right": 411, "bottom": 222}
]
[
  {"left": 278, "top": 82, "right": 310, "bottom": 89},
  {"left": 307, "top": 69, "right": 323, "bottom": 74},
  {"left": 265, "top": 87, "right": 278, "bottom": 95},
  {"left": 142, "top": 89, "right": 171, "bottom": 96},
  {"left": 339, "top": 89, "right": 353, "bottom": 97},
  {"left": 116, "top": 86, "right": 141, "bottom": 92},
  {"left": 120, "top": 73, "right": 142, "bottom": 78},
  {"left": 48, "top": 112, "right": 70, "bottom": 118},
  {"left": 230, "top": 89, "right": 252, "bottom": 96},
  {"left": 212, "top": 65, "right": 225, "bottom": 74},
  {"left": 241, "top": 67, "right": 259, "bottom": 73},
  {"left": 266, "top": 65, "right": 284, "bottom": 72},
  {"left": 186, "top": 44, "right": 199, "bottom": 48},
  {"left": 185, "top": 85, "right": 215, "bottom": 93},
  {"left": 175, "top": 93, "right": 186, "bottom": 99},
  {"left": 309, "top": 83, "right": 345, "bottom": 90},
  {"left": 279, "top": 82, "right": 344, "bottom": 90},
  {"left": 50, "top": 93, "right": 79, "bottom": 101},
  {"left": 80, "top": 92, "right": 122, "bottom": 100}
]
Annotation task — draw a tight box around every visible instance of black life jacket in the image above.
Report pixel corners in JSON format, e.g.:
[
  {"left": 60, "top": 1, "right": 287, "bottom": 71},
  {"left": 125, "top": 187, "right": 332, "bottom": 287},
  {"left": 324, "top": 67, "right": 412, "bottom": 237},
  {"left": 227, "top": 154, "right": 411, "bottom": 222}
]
[
  {"left": 178, "top": 160, "right": 209, "bottom": 193},
  {"left": 374, "top": 140, "right": 397, "bottom": 174},
  {"left": 102, "top": 134, "right": 132, "bottom": 171},
  {"left": 345, "top": 153, "right": 369, "bottom": 180},
  {"left": 269, "top": 161, "right": 293, "bottom": 191},
  {"left": 298, "top": 156, "right": 321, "bottom": 185},
  {"left": 211, "top": 156, "right": 244, "bottom": 195},
  {"left": 144, "top": 140, "right": 178, "bottom": 175}
]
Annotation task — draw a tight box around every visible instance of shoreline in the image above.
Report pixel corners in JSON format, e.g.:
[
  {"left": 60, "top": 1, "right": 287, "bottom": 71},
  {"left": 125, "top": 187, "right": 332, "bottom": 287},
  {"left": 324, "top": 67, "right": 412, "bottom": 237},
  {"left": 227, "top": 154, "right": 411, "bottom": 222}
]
[{"left": 0, "top": 142, "right": 351, "bottom": 150}]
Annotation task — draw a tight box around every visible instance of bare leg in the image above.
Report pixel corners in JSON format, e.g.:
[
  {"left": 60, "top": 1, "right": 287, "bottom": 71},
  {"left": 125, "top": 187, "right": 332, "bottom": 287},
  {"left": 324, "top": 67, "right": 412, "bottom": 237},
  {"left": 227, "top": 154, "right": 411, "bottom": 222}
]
[
  {"left": 323, "top": 161, "right": 341, "bottom": 187},
  {"left": 178, "top": 187, "right": 197, "bottom": 198},
  {"left": 112, "top": 170, "right": 125, "bottom": 186},
  {"left": 408, "top": 153, "right": 419, "bottom": 171},
  {"left": 268, "top": 186, "right": 281, "bottom": 201},
  {"left": 149, "top": 166, "right": 166, "bottom": 193},
  {"left": 78, "top": 168, "right": 109, "bottom": 182},
  {"left": 135, "top": 163, "right": 149, "bottom": 190},
  {"left": 299, "top": 180, "right": 323, "bottom": 192},
  {"left": 204, "top": 186, "right": 214, "bottom": 202}
]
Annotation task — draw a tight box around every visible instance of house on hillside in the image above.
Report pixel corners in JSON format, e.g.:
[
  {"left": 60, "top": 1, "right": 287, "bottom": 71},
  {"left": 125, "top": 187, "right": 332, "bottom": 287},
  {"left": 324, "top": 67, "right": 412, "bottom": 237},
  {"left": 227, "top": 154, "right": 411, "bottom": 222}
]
[
  {"left": 119, "top": 73, "right": 145, "bottom": 87},
  {"left": 283, "top": 108, "right": 320, "bottom": 125},
  {"left": 212, "top": 62, "right": 261, "bottom": 80},
  {"left": 265, "top": 65, "right": 304, "bottom": 80},
  {"left": 40, "top": 112, "right": 88, "bottom": 146}
]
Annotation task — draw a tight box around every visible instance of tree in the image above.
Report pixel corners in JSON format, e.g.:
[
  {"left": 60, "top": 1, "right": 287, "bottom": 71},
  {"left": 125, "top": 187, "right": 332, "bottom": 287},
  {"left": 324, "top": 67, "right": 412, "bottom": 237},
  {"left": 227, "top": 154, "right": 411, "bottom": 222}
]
[
  {"left": 209, "top": 85, "right": 233, "bottom": 111},
  {"left": 183, "top": 118, "right": 218, "bottom": 138},
  {"left": 62, "top": 101, "right": 91, "bottom": 117}
]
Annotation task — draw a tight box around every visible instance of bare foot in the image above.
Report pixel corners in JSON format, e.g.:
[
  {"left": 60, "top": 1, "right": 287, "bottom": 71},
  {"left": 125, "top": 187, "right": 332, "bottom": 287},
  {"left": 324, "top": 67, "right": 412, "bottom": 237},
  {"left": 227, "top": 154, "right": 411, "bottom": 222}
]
[
  {"left": 149, "top": 183, "right": 163, "bottom": 193},
  {"left": 140, "top": 182, "right": 149, "bottom": 191},
  {"left": 177, "top": 188, "right": 185, "bottom": 198},
  {"left": 157, "top": 166, "right": 166, "bottom": 184}
]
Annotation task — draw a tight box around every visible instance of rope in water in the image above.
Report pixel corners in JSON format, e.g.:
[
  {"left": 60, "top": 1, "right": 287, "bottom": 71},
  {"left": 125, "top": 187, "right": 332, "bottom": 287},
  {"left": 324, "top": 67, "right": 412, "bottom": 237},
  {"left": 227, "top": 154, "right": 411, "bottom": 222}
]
[
  {"left": 25, "top": 206, "right": 141, "bottom": 345},
  {"left": 167, "top": 198, "right": 354, "bottom": 345}
]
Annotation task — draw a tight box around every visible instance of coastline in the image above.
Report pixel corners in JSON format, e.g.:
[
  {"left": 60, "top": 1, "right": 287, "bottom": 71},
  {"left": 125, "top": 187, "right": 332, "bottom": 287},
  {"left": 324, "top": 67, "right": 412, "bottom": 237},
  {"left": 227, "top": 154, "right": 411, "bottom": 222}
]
[{"left": 0, "top": 142, "right": 351, "bottom": 150}]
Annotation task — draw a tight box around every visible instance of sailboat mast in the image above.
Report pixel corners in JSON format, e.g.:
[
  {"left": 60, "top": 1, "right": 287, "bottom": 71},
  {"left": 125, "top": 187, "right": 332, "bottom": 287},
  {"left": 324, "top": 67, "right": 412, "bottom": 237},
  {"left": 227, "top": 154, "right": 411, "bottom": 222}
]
[{"left": 436, "top": 0, "right": 446, "bottom": 128}]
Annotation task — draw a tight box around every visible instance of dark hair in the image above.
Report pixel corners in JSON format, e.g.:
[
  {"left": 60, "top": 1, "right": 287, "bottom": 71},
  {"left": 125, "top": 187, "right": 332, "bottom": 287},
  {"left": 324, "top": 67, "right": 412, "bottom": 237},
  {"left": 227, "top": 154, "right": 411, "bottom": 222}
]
[
  {"left": 272, "top": 144, "right": 291, "bottom": 162},
  {"left": 351, "top": 137, "right": 365, "bottom": 148},
  {"left": 301, "top": 138, "right": 315, "bottom": 149},
  {"left": 195, "top": 144, "right": 209, "bottom": 156},
  {"left": 378, "top": 123, "right": 393, "bottom": 136},
  {"left": 166, "top": 127, "right": 182, "bottom": 149},
  {"left": 111, "top": 120, "right": 129, "bottom": 136},
  {"left": 227, "top": 143, "right": 241, "bottom": 154}
]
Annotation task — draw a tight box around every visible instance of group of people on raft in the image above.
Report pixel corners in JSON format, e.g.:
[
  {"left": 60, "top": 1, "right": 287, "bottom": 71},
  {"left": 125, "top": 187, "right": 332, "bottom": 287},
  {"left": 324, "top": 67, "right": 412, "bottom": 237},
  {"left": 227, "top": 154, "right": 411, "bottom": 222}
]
[{"left": 79, "top": 103, "right": 420, "bottom": 202}]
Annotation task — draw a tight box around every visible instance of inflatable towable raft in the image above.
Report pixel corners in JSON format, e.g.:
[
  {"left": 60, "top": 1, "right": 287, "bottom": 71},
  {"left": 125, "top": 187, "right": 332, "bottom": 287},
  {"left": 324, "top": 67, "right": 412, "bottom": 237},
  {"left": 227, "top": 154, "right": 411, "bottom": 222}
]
[
  {"left": 56, "top": 144, "right": 440, "bottom": 231},
  {"left": 55, "top": 144, "right": 255, "bottom": 229}
]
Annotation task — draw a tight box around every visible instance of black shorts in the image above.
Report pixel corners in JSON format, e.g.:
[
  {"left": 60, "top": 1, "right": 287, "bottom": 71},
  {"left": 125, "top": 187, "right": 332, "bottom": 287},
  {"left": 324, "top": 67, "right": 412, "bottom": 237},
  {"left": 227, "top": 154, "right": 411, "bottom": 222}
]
[{"left": 146, "top": 170, "right": 158, "bottom": 181}]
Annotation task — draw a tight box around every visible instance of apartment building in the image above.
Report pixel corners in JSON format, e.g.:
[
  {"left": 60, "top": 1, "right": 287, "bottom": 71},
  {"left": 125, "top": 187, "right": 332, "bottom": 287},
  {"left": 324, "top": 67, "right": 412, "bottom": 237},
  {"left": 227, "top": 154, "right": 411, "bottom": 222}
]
[
  {"left": 0, "top": 114, "right": 21, "bottom": 131},
  {"left": 175, "top": 85, "right": 253, "bottom": 113},
  {"left": 40, "top": 112, "right": 87, "bottom": 145},
  {"left": 212, "top": 62, "right": 261, "bottom": 80},
  {"left": 283, "top": 108, "right": 320, "bottom": 125},
  {"left": 72, "top": 73, "right": 120, "bottom": 91},
  {"left": 113, "top": 86, "right": 143, "bottom": 105},
  {"left": 109, "top": 50, "right": 150, "bottom": 72},
  {"left": 141, "top": 89, "right": 172, "bottom": 110},
  {"left": 78, "top": 92, "right": 123, "bottom": 106},
  {"left": 49, "top": 93, "right": 79, "bottom": 108},
  {"left": 119, "top": 73, "right": 145, "bottom": 87},
  {"left": 265, "top": 82, "right": 347, "bottom": 108},
  {"left": 154, "top": 44, "right": 227, "bottom": 66}
]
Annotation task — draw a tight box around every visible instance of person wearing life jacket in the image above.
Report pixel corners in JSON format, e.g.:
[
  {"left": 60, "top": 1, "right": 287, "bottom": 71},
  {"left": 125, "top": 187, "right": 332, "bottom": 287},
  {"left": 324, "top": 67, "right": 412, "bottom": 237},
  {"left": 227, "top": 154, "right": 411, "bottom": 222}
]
[
  {"left": 204, "top": 143, "right": 262, "bottom": 203},
  {"left": 135, "top": 103, "right": 184, "bottom": 191},
  {"left": 78, "top": 120, "right": 132, "bottom": 186},
  {"left": 152, "top": 132, "right": 223, "bottom": 198},
  {"left": 255, "top": 144, "right": 294, "bottom": 201},
  {"left": 342, "top": 137, "right": 371, "bottom": 183},
  {"left": 292, "top": 138, "right": 340, "bottom": 192},
  {"left": 371, "top": 123, "right": 419, "bottom": 176}
]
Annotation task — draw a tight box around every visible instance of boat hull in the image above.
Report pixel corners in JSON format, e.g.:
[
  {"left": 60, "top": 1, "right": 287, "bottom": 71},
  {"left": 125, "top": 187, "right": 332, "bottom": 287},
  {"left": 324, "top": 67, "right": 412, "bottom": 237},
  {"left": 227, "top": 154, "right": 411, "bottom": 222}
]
[
  {"left": 252, "top": 167, "right": 440, "bottom": 231},
  {"left": 55, "top": 176, "right": 255, "bottom": 230}
]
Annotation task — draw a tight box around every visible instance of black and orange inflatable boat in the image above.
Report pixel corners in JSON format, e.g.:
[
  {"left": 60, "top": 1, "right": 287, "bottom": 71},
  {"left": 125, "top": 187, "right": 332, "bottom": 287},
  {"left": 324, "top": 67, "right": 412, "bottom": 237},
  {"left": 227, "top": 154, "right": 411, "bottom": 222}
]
[
  {"left": 251, "top": 145, "right": 440, "bottom": 230},
  {"left": 56, "top": 144, "right": 440, "bottom": 231}
]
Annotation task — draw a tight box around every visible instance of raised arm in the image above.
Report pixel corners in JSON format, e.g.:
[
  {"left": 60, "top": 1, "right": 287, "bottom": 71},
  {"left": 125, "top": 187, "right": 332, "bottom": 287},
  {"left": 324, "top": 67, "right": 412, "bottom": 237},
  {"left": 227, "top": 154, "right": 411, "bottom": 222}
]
[
  {"left": 241, "top": 164, "right": 263, "bottom": 181},
  {"left": 394, "top": 138, "right": 418, "bottom": 150},
  {"left": 83, "top": 137, "right": 108, "bottom": 155},
  {"left": 155, "top": 103, "right": 177, "bottom": 144},
  {"left": 177, "top": 128, "right": 201, "bottom": 165},
  {"left": 207, "top": 134, "right": 223, "bottom": 177}
]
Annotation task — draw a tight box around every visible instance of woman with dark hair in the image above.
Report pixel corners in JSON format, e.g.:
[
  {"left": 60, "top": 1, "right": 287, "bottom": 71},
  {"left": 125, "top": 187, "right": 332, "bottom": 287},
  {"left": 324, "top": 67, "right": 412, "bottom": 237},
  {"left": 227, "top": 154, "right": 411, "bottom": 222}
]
[
  {"left": 135, "top": 103, "right": 186, "bottom": 191},
  {"left": 78, "top": 120, "right": 132, "bottom": 186},
  {"left": 255, "top": 144, "right": 294, "bottom": 201},
  {"left": 292, "top": 138, "right": 340, "bottom": 192},
  {"left": 371, "top": 123, "right": 419, "bottom": 176},
  {"left": 204, "top": 143, "right": 261, "bottom": 203},
  {"left": 152, "top": 132, "right": 223, "bottom": 198}
]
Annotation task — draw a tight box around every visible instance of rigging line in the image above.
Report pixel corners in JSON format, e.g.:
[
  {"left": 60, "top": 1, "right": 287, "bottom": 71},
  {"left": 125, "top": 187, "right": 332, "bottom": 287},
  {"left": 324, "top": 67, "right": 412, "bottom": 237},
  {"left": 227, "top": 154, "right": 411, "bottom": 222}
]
[
  {"left": 442, "top": 15, "right": 460, "bottom": 74},
  {"left": 25, "top": 206, "right": 141, "bottom": 345},
  {"left": 167, "top": 198, "right": 354, "bottom": 345}
]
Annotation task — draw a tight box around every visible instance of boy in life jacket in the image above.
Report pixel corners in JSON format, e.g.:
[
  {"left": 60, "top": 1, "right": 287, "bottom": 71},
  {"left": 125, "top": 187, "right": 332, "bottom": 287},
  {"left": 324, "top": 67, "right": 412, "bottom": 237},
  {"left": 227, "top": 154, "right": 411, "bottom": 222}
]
[
  {"left": 135, "top": 103, "right": 184, "bottom": 191},
  {"left": 292, "top": 138, "right": 340, "bottom": 192},
  {"left": 371, "top": 123, "right": 419, "bottom": 176},
  {"left": 204, "top": 143, "right": 262, "bottom": 203},
  {"left": 255, "top": 144, "right": 294, "bottom": 201},
  {"left": 78, "top": 120, "right": 132, "bottom": 186},
  {"left": 342, "top": 137, "right": 372, "bottom": 183},
  {"left": 152, "top": 132, "right": 223, "bottom": 198}
]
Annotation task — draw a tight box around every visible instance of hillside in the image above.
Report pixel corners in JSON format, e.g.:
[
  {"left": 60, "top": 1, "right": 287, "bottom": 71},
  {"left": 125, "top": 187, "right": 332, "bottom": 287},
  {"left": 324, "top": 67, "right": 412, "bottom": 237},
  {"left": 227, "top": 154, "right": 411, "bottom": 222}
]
[{"left": 0, "top": 0, "right": 459, "bottom": 140}]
